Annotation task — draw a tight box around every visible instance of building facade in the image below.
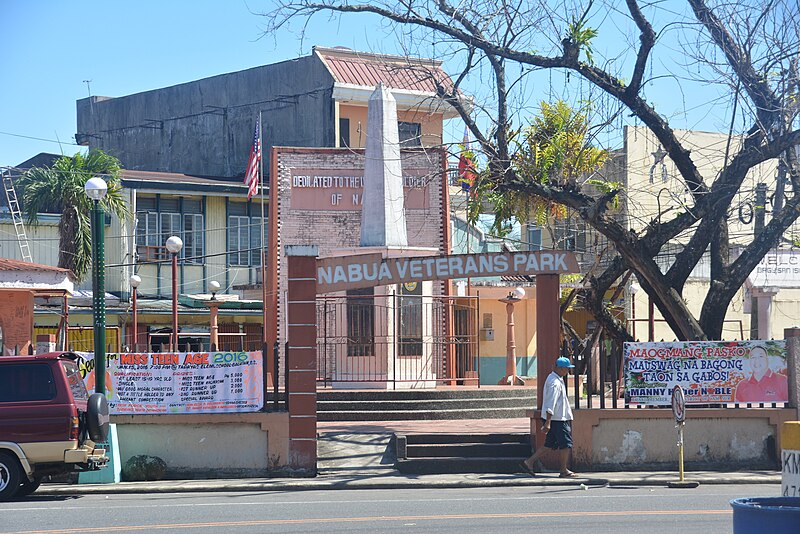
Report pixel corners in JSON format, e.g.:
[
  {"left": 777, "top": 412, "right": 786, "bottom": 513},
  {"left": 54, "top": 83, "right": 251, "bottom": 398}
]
[{"left": 75, "top": 46, "right": 459, "bottom": 178}]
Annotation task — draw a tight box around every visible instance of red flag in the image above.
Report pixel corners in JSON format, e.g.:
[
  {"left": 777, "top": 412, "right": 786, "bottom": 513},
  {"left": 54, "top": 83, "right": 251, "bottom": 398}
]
[
  {"left": 458, "top": 126, "right": 475, "bottom": 193},
  {"left": 244, "top": 121, "right": 261, "bottom": 199}
]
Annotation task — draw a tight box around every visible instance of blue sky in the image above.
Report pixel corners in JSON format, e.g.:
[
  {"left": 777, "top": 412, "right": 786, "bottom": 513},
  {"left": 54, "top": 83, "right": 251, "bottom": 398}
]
[
  {"left": 0, "top": 0, "right": 397, "bottom": 167},
  {"left": 1, "top": 0, "right": 733, "bottom": 169}
]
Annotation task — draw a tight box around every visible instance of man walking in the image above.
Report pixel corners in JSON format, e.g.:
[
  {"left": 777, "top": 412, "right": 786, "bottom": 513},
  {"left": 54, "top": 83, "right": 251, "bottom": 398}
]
[{"left": 520, "top": 356, "right": 576, "bottom": 477}]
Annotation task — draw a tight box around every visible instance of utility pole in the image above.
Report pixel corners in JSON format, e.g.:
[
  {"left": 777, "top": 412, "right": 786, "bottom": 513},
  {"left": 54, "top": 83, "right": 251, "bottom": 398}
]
[
  {"left": 774, "top": 69, "right": 788, "bottom": 215},
  {"left": 751, "top": 183, "right": 767, "bottom": 339}
]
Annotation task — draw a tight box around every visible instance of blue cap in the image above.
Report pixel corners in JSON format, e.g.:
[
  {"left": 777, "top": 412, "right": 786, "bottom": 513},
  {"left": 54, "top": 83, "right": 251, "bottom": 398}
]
[{"left": 556, "top": 357, "right": 575, "bottom": 368}]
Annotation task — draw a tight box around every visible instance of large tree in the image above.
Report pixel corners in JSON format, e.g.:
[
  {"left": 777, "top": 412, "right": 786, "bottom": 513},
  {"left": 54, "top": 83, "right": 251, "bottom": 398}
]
[
  {"left": 19, "top": 149, "right": 129, "bottom": 282},
  {"left": 264, "top": 0, "right": 800, "bottom": 342}
]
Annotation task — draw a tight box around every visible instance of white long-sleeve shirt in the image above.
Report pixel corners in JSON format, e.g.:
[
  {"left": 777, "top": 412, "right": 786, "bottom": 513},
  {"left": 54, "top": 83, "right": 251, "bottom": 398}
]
[{"left": 541, "top": 371, "right": 573, "bottom": 421}]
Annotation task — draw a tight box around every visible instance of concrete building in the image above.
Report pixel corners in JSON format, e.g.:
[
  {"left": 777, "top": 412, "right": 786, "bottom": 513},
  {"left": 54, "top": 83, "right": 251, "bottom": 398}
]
[
  {"left": 613, "top": 125, "right": 799, "bottom": 341},
  {"left": 75, "top": 46, "right": 459, "bottom": 178}
]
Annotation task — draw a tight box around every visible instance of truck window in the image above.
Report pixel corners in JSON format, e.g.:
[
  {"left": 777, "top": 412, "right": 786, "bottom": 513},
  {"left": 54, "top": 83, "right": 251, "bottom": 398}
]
[
  {"left": 62, "top": 361, "right": 89, "bottom": 401},
  {"left": 0, "top": 363, "right": 56, "bottom": 402}
]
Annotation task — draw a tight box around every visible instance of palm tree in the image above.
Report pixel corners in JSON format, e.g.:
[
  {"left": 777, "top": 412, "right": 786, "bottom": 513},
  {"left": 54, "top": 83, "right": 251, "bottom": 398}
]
[{"left": 18, "top": 149, "right": 129, "bottom": 282}]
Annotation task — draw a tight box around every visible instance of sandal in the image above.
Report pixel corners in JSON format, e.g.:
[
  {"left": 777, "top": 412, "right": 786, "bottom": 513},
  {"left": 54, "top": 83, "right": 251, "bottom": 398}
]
[
  {"left": 559, "top": 471, "right": 577, "bottom": 478},
  {"left": 519, "top": 461, "right": 536, "bottom": 476}
]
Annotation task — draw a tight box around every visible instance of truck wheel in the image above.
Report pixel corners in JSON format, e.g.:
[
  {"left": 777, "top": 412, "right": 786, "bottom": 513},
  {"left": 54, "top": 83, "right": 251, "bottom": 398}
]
[
  {"left": 17, "top": 476, "right": 42, "bottom": 497},
  {"left": 86, "top": 393, "right": 110, "bottom": 443},
  {"left": 0, "top": 452, "right": 21, "bottom": 501}
]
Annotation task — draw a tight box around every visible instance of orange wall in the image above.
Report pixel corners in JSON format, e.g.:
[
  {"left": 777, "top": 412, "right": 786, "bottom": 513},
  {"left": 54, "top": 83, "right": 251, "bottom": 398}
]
[{"left": 338, "top": 103, "right": 443, "bottom": 148}]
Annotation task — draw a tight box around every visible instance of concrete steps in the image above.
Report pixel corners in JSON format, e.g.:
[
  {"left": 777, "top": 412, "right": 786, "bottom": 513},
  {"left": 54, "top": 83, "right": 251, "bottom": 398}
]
[
  {"left": 317, "top": 388, "right": 536, "bottom": 421},
  {"left": 395, "top": 433, "right": 531, "bottom": 474}
]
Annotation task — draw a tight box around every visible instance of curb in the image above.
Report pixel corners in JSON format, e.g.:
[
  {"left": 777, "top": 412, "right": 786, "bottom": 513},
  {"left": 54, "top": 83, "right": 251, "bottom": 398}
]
[{"left": 33, "top": 473, "right": 782, "bottom": 496}]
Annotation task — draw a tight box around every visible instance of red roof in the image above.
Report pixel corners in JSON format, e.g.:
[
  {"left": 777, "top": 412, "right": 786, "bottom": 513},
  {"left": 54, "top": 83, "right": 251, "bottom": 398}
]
[
  {"left": 315, "top": 46, "right": 455, "bottom": 94},
  {"left": 0, "top": 258, "right": 72, "bottom": 276}
]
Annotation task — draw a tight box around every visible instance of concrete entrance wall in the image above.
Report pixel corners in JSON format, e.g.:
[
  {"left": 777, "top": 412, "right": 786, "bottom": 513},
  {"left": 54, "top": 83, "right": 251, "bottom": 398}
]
[
  {"left": 110, "top": 412, "right": 290, "bottom": 478},
  {"left": 570, "top": 408, "right": 796, "bottom": 470}
]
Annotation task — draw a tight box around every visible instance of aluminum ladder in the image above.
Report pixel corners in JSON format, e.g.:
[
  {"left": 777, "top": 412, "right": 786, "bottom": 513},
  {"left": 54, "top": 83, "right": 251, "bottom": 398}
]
[{"left": 2, "top": 169, "right": 33, "bottom": 263}]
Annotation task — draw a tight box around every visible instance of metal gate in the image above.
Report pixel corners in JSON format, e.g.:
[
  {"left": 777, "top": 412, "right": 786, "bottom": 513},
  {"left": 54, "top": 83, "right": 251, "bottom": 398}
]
[{"left": 316, "top": 293, "right": 479, "bottom": 387}]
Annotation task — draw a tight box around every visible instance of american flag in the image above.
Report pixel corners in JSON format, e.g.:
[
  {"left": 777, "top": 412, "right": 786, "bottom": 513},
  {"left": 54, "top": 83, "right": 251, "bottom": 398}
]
[{"left": 244, "top": 121, "right": 261, "bottom": 199}]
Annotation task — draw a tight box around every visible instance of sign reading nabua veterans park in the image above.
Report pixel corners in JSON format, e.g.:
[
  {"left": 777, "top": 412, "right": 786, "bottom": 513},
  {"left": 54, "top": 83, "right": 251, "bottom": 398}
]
[{"left": 316, "top": 251, "right": 579, "bottom": 293}]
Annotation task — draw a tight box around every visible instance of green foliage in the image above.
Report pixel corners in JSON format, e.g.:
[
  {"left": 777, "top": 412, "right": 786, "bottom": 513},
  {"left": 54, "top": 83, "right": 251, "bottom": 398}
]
[
  {"left": 18, "top": 149, "right": 130, "bottom": 281},
  {"left": 586, "top": 178, "right": 623, "bottom": 209},
  {"left": 567, "top": 18, "right": 599, "bottom": 64},
  {"left": 518, "top": 101, "right": 609, "bottom": 184},
  {"left": 465, "top": 100, "right": 612, "bottom": 236}
]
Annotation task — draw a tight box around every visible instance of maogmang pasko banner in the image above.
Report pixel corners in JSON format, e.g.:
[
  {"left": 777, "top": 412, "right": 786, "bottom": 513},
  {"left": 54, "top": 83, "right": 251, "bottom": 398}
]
[
  {"left": 624, "top": 340, "right": 788, "bottom": 405},
  {"left": 77, "top": 351, "right": 264, "bottom": 414}
]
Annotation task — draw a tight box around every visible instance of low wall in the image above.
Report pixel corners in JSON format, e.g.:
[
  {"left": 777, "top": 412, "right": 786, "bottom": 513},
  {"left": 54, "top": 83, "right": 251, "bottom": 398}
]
[
  {"left": 569, "top": 408, "right": 795, "bottom": 471},
  {"left": 110, "top": 412, "right": 291, "bottom": 479},
  {"left": 480, "top": 355, "right": 536, "bottom": 385}
]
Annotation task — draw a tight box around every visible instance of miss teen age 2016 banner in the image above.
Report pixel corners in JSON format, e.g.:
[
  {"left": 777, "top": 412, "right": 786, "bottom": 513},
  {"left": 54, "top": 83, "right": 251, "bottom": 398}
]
[
  {"left": 79, "top": 351, "right": 263, "bottom": 414},
  {"left": 624, "top": 340, "right": 788, "bottom": 405}
]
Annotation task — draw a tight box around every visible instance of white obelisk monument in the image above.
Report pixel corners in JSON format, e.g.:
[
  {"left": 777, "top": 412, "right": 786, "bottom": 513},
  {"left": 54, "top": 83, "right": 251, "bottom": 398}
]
[
  {"left": 360, "top": 83, "right": 408, "bottom": 247},
  {"left": 329, "top": 83, "right": 436, "bottom": 389}
]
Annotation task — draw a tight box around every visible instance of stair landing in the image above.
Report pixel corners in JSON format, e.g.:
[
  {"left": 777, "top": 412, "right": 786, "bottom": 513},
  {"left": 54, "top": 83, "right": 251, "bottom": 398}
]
[
  {"left": 317, "top": 418, "right": 532, "bottom": 475},
  {"left": 317, "top": 386, "right": 537, "bottom": 422}
]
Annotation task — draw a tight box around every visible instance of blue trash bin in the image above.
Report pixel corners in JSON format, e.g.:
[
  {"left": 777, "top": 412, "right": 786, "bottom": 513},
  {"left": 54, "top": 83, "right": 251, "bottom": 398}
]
[{"left": 730, "top": 497, "right": 800, "bottom": 533}]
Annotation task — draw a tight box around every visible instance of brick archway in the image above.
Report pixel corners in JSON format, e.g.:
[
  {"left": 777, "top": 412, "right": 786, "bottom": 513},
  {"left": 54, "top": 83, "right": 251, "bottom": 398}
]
[{"left": 284, "top": 247, "right": 577, "bottom": 471}]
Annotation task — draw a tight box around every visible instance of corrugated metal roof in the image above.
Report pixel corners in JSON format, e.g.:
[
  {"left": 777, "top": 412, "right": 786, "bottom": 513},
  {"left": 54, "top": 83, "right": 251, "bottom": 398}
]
[
  {"left": 315, "top": 46, "right": 455, "bottom": 94},
  {"left": 122, "top": 169, "right": 244, "bottom": 186},
  {"left": 0, "top": 258, "right": 72, "bottom": 276},
  {"left": 120, "top": 169, "right": 256, "bottom": 194}
]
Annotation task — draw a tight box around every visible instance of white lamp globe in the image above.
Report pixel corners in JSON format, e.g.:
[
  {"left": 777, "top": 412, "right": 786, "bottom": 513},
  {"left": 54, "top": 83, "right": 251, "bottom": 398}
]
[
  {"left": 129, "top": 274, "right": 141, "bottom": 289},
  {"left": 165, "top": 236, "right": 183, "bottom": 254},
  {"left": 84, "top": 177, "right": 108, "bottom": 201},
  {"left": 512, "top": 287, "right": 526, "bottom": 300},
  {"left": 209, "top": 281, "right": 221, "bottom": 294}
]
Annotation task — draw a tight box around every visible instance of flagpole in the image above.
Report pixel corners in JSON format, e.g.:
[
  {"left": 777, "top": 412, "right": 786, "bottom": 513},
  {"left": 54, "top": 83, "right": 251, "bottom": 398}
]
[
  {"left": 466, "top": 186, "right": 471, "bottom": 291},
  {"left": 258, "top": 111, "right": 271, "bottom": 390}
]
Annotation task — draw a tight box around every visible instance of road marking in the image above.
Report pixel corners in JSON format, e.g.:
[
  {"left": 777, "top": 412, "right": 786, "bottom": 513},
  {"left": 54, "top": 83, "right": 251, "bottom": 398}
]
[
  {"left": 0, "top": 488, "right": 762, "bottom": 512},
  {"left": 3, "top": 509, "right": 732, "bottom": 533}
]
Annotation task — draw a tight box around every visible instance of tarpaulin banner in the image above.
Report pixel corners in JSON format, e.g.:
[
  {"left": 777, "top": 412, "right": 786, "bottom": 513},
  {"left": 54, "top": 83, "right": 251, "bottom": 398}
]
[
  {"left": 624, "top": 340, "right": 788, "bottom": 405},
  {"left": 77, "top": 351, "right": 263, "bottom": 414}
]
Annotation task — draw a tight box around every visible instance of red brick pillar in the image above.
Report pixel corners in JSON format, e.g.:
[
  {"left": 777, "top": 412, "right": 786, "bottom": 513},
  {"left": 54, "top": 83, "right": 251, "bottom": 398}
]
[
  {"left": 535, "top": 274, "right": 560, "bottom": 453},
  {"left": 286, "top": 245, "right": 318, "bottom": 473}
]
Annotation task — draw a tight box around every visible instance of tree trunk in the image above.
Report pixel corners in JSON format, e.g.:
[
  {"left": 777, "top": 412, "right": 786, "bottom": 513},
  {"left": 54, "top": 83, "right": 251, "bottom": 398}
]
[{"left": 58, "top": 207, "right": 79, "bottom": 274}]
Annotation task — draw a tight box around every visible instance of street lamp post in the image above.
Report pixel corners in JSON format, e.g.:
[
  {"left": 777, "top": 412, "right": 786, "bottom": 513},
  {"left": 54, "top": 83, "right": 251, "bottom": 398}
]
[
  {"left": 208, "top": 280, "right": 221, "bottom": 351},
  {"left": 499, "top": 287, "right": 526, "bottom": 386},
  {"left": 165, "top": 236, "right": 183, "bottom": 352},
  {"left": 85, "top": 177, "right": 108, "bottom": 394},
  {"left": 130, "top": 274, "right": 141, "bottom": 351},
  {"left": 629, "top": 282, "right": 639, "bottom": 341}
]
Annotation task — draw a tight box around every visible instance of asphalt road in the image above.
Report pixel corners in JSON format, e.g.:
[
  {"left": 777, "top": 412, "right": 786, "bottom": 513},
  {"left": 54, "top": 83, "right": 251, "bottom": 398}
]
[{"left": 0, "top": 483, "right": 777, "bottom": 533}]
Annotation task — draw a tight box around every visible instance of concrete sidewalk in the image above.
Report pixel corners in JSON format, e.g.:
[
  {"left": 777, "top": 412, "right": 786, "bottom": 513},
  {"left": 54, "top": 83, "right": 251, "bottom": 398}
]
[
  {"left": 35, "top": 469, "right": 781, "bottom": 497},
  {"left": 32, "top": 418, "right": 781, "bottom": 497}
]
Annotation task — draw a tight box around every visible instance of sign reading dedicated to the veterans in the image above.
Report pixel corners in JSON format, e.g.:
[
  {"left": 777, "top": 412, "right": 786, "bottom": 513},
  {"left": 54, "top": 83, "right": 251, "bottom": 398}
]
[
  {"left": 624, "top": 340, "right": 788, "bottom": 405},
  {"left": 316, "top": 251, "right": 579, "bottom": 293},
  {"left": 78, "top": 351, "right": 263, "bottom": 414}
]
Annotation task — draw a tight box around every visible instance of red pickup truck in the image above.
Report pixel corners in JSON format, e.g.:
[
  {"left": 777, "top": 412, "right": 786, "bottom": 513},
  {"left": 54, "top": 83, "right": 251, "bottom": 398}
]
[{"left": 0, "top": 352, "right": 109, "bottom": 500}]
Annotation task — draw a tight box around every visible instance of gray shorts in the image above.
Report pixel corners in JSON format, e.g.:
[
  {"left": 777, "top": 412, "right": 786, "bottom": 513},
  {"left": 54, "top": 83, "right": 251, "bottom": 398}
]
[{"left": 543, "top": 419, "right": 573, "bottom": 449}]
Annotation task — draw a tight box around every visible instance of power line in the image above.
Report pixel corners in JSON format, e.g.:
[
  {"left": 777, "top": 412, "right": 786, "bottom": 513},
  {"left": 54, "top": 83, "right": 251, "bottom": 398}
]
[{"left": 0, "top": 131, "right": 81, "bottom": 146}]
